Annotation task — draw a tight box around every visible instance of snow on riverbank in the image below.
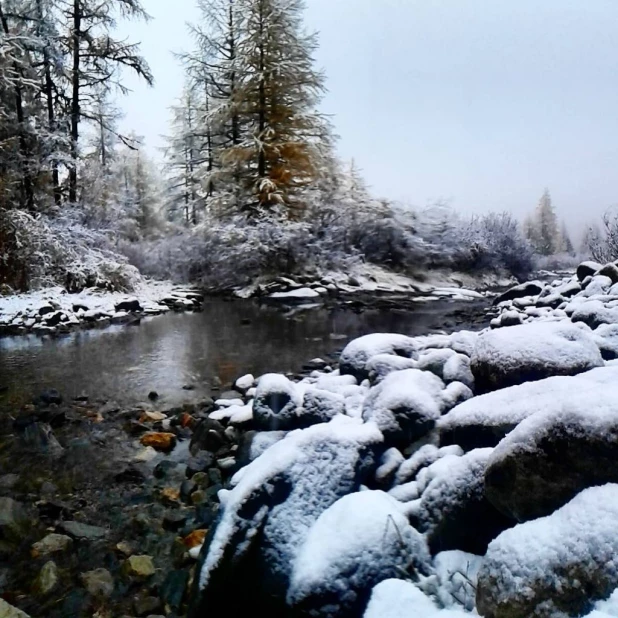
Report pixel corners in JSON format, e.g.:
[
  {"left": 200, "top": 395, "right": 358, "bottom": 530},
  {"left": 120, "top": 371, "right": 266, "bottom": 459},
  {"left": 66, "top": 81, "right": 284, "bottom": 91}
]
[
  {"left": 0, "top": 280, "right": 203, "bottom": 336},
  {"left": 186, "top": 258, "right": 618, "bottom": 617}
]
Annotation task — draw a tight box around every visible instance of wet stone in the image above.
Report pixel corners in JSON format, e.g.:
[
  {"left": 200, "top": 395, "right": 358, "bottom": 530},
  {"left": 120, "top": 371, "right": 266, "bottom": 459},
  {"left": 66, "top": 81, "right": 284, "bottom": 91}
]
[
  {"left": 161, "top": 569, "right": 190, "bottom": 612},
  {"left": 32, "top": 560, "right": 59, "bottom": 596},
  {"left": 31, "top": 533, "right": 73, "bottom": 557},
  {"left": 81, "top": 568, "right": 114, "bottom": 598},
  {"left": 0, "top": 497, "right": 30, "bottom": 541},
  {"left": 123, "top": 555, "right": 155, "bottom": 579},
  {"left": 0, "top": 598, "right": 30, "bottom": 617},
  {"left": 134, "top": 596, "right": 162, "bottom": 616},
  {"left": 162, "top": 510, "right": 189, "bottom": 531},
  {"left": 58, "top": 521, "right": 107, "bottom": 540}
]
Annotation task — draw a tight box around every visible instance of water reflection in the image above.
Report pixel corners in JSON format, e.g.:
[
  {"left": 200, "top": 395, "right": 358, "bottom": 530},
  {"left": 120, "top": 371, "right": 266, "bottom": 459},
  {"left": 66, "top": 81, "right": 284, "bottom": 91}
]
[{"left": 0, "top": 298, "right": 487, "bottom": 408}]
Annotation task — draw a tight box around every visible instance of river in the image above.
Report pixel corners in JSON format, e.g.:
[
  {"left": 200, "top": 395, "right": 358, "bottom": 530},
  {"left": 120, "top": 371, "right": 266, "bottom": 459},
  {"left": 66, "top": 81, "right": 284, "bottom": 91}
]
[{"left": 0, "top": 297, "right": 489, "bottom": 409}]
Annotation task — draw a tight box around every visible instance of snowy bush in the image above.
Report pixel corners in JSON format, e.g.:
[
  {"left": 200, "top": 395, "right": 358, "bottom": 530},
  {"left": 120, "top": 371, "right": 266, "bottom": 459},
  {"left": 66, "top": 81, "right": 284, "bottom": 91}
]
[{"left": 586, "top": 208, "right": 618, "bottom": 263}]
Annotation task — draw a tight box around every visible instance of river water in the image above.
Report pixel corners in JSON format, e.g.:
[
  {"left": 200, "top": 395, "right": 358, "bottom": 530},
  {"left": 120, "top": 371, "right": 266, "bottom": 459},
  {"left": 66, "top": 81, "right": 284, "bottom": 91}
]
[{"left": 0, "top": 297, "right": 489, "bottom": 409}]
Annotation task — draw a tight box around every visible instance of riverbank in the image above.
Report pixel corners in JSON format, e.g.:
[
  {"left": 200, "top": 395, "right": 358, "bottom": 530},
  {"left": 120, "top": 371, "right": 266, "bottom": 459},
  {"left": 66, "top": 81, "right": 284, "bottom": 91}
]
[
  {"left": 4, "top": 259, "right": 618, "bottom": 617},
  {"left": 0, "top": 265, "right": 512, "bottom": 338}
]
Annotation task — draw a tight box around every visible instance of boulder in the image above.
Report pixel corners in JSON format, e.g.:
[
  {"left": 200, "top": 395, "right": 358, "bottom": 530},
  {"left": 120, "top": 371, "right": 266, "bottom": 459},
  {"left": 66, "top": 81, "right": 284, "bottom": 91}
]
[
  {"left": 571, "top": 300, "right": 618, "bottom": 329},
  {"left": 0, "top": 598, "right": 31, "bottom": 617},
  {"left": 577, "top": 260, "right": 603, "bottom": 281},
  {"left": 470, "top": 321, "right": 603, "bottom": 394},
  {"left": 114, "top": 298, "right": 142, "bottom": 313},
  {"left": 484, "top": 387, "right": 618, "bottom": 522},
  {"left": 593, "top": 323, "right": 618, "bottom": 360},
  {"left": 287, "top": 491, "right": 431, "bottom": 618},
  {"left": 365, "top": 354, "right": 418, "bottom": 384},
  {"left": 362, "top": 369, "right": 444, "bottom": 448},
  {"left": 394, "top": 444, "right": 464, "bottom": 486},
  {"left": 438, "top": 370, "right": 617, "bottom": 451},
  {"left": 339, "top": 334, "right": 418, "bottom": 382},
  {"left": 477, "top": 485, "right": 618, "bottom": 618},
  {"left": 0, "top": 498, "right": 30, "bottom": 542},
  {"left": 597, "top": 262, "right": 618, "bottom": 284},
  {"left": 253, "top": 374, "right": 302, "bottom": 431},
  {"left": 406, "top": 449, "right": 514, "bottom": 555},
  {"left": 187, "top": 416, "right": 382, "bottom": 617},
  {"left": 493, "top": 281, "right": 543, "bottom": 306},
  {"left": 31, "top": 533, "right": 73, "bottom": 557},
  {"left": 301, "top": 387, "right": 346, "bottom": 426},
  {"left": 32, "top": 561, "right": 59, "bottom": 596}
]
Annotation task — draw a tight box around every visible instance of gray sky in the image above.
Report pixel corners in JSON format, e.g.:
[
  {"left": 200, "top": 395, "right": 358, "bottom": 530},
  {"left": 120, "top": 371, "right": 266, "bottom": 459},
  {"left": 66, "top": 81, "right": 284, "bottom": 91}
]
[{"left": 119, "top": 0, "right": 618, "bottom": 233}]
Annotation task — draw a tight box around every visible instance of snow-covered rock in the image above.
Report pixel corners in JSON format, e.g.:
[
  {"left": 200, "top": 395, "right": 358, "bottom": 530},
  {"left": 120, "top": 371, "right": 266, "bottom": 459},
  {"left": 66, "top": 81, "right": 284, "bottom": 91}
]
[
  {"left": 571, "top": 299, "right": 618, "bottom": 329},
  {"left": 190, "top": 417, "right": 383, "bottom": 616},
  {"left": 339, "top": 333, "right": 419, "bottom": 382},
  {"left": 362, "top": 369, "right": 444, "bottom": 448},
  {"left": 477, "top": 484, "right": 618, "bottom": 618},
  {"left": 484, "top": 379, "right": 618, "bottom": 521},
  {"left": 364, "top": 579, "right": 469, "bottom": 618},
  {"left": 432, "top": 550, "right": 483, "bottom": 612},
  {"left": 394, "top": 444, "right": 464, "bottom": 486},
  {"left": 252, "top": 373, "right": 302, "bottom": 431},
  {"left": 301, "top": 387, "right": 346, "bottom": 426},
  {"left": 470, "top": 321, "right": 603, "bottom": 393},
  {"left": 269, "top": 287, "right": 321, "bottom": 300},
  {"left": 287, "top": 490, "right": 431, "bottom": 617},
  {"left": 593, "top": 323, "right": 618, "bottom": 360},
  {"left": 405, "top": 448, "right": 514, "bottom": 555},
  {"left": 493, "top": 281, "right": 543, "bottom": 306},
  {"left": 577, "top": 260, "right": 603, "bottom": 281},
  {"left": 365, "top": 354, "right": 418, "bottom": 384}
]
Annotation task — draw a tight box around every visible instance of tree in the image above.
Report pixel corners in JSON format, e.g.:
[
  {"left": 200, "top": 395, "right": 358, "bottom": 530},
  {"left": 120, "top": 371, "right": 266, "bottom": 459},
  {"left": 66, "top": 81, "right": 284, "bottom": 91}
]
[
  {"left": 559, "top": 220, "right": 574, "bottom": 255},
  {"left": 64, "top": 0, "right": 154, "bottom": 202},
  {"left": 524, "top": 189, "right": 560, "bottom": 255}
]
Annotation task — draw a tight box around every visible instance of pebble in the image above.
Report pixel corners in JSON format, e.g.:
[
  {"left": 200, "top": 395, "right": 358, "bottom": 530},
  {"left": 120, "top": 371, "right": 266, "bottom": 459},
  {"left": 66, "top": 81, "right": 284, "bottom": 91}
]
[
  {"left": 115, "top": 540, "right": 134, "bottom": 556},
  {"left": 32, "top": 561, "right": 59, "bottom": 596},
  {"left": 140, "top": 432, "right": 177, "bottom": 452},
  {"left": 0, "top": 498, "right": 29, "bottom": 541},
  {"left": 162, "top": 510, "right": 188, "bottom": 531},
  {"left": 183, "top": 529, "right": 207, "bottom": 549},
  {"left": 58, "top": 521, "right": 107, "bottom": 540},
  {"left": 0, "top": 598, "right": 30, "bottom": 617},
  {"left": 81, "top": 568, "right": 114, "bottom": 597},
  {"left": 134, "top": 446, "right": 158, "bottom": 462},
  {"left": 31, "top": 533, "right": 73, "bottom": 557},
  {"left": 123, "top": 555, "right": 155, "bottom": 579},
  {"left": 133, "top": 596, "right": 161, "bottom": 616},
  {"left": 139, "top": 411, "right": 167, "bottom": 422},
  {"left": 160, "top": 487, "right": 180, "bottom": 504}
]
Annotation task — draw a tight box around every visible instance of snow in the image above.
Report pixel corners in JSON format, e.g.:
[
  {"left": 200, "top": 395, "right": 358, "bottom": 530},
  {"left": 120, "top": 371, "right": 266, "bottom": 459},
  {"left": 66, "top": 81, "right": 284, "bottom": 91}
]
[
  {"left": 301, "top": 387, "right": 346, "bottom": 425},
  {"left": 375, "top": 447, "right": 405, "bottom": 484},
  {"left": 287, "top": 490, "right": 430, "bottom": 615},
  {"left": 586, "top": 590, "right": 618, "bottom": 617},
  {"left": 339, "top": 333, "right": 419, "bottom": 381},
  {"left": 394, "top": 445, "right": 464, "bottom": 486},
  {"left": 197, "top": 416, "right": 384, "bottom": 592},
  {"left": 365, "top": 353, "right": 418, "bottom": 383},
  {"left": 234, "top": 373, "right": 255, "bottom": 391},
  {"left": 432, "top": 550, "right": 483, "bottom": 611},
  {"left": 362, "top": 369, "right": 445, "bottom": 445},
  {"left": 253, "top": 373, "right": 302, "bottom": 430},
  {"left": 364, "top": 579, "right": 470, "bottom": 618},
  {"left": 0, "top": 280, "right": 195, "bottom": 333},
  {"left": 269, "top": 287, "right": 321, "bottom": 300},
  {"left": 470, "top": 320, "right": 604, "bottom": 392},
  {"left": 477, "top": 484, "right": 618, "bottom": 618}
]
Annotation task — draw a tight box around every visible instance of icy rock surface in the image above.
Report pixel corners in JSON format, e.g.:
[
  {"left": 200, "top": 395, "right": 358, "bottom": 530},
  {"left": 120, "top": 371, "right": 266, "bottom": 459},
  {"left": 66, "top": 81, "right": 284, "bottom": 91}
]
[
  {"left": 252, "top": 373, "right": 302, "bottom": 430},
  {"left": 477, "top": 484, "right": 618, "bottom": 618},
  {"left": 470, "top": 321, "right": 603, "bottom": 393},
  {"left": 287, "top": 490, "right": 431, "bottom": 617}
]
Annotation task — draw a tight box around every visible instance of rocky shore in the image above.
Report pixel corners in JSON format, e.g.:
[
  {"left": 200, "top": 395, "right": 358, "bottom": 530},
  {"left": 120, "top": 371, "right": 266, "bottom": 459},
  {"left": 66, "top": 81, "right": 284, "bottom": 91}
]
[
  {"left": 0, "top": 282, "right": 204, "bottom": 337},
  {"left": 4, "top": 260, "right": 618, "bottom": 617}
]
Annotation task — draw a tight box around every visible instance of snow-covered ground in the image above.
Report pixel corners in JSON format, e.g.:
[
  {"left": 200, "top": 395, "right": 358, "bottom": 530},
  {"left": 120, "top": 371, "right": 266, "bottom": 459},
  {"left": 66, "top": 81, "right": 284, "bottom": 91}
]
[
  {"left": 187, "top": 258, "right": 618, "bottom": 617},
  {"left": 234, "top": 264, "right": 512, "bottom": 303},
  {"left": 0, "top": 280, "right": 203, "bottom": 335}
]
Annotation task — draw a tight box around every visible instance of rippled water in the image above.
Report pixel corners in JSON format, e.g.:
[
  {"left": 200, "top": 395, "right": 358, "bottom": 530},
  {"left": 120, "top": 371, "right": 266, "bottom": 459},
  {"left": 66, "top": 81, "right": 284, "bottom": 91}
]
[{"left": 0, "top": 297, "right": 488, "bottom": 408}]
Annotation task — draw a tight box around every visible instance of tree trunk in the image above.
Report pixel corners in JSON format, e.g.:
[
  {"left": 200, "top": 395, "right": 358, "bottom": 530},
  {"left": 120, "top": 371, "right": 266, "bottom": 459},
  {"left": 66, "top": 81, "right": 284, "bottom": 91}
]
[
  {"left": 0, "top": 2, "right": 34, "bottom": 210},
  {"left": 69, "top": 0, "right": 81, "bottom": 203},
  {"left": 257, "top": 0, "right": 266, "bottom": 181}
]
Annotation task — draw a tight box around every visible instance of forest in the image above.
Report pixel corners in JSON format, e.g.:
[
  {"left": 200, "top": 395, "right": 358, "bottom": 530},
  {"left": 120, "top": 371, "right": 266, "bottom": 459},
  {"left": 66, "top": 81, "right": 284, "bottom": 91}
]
[{"left": 0, "top": 0, "right": 610, "bottom": 294}]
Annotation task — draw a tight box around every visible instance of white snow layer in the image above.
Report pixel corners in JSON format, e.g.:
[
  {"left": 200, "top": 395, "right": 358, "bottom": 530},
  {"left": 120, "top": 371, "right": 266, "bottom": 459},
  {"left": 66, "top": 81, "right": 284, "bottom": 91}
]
[{"left": 288, "top": 490, "right": 430, "bottom": 612}]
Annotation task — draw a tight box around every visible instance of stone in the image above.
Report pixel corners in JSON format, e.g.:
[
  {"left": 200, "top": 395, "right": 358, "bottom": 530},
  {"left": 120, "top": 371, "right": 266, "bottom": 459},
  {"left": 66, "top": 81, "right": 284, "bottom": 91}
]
[
  {"left": 485, "top": 402, "right": 618, "bottom": 522},
  {"left": 58, "top": 521, "right": 107, "bottom": 540},
  {"left": 477, "top": 485, "right": 618, "bottom": 618},
  {"left": 133, "top": 596, "right": 161, "bottom": 617},
  {"left": 493, "top": 281, "right": 543, "bottom": 305},
  {"left": 33, "top": 561, "right": 59, "bottom": 596},
  {"left": 139, "top": 411, "right": 167, "bottom": 423},
  {"left": 183, "top": 529, "right": 207, "bottom": 549},
  {"left": 0, "top": 497, "right": 29, "bottom": 542},
  {"left": 160, "top": 487, "right": 180, "bottom": 505},
  {"left": 234, "top": 374, "right": 255, "bottom": 393},
  {"left": 0, "top": 598, "right": 30, "bottom": 617},
  {"left": 31, "top": 533, "right": 73, "bottom": 557},
  {"left": 140, "top": 432, "right": 177, "bottom": 452},
  {"left": 597, "top": 262, "right": 618, "bottom": 283},
  {"left": 0, "top": 475, "right": 19, "bottom": 492},
  {"left": 186, "top": 452, "right": 215, "bottom": 478},
  {"left": 115, "top": 299, "right": 141, "bottom": 312},
  {"left": 190, "top": 419, "right": 227, "bottom": 454},
  {"left": 147, "top": 391, "right": 159, "bottom": 401},
  {"left": 115, "top": 541, "right": 133, "bottom": 556},
  {"left": 577, "top": 260, "right": 603, "bottom": 281},
  {"left": 470, "top": 321, "right": 603, "bottom": 393},
  {"left": 81, "top": 568, "right": 114, "bottom": 597},
  {"left": 38, "top": 388, "right": 62, "bottom": 406},
  {"left": 161, "top": 570, "right": 190, "bottom": 612},
  {"left": 163, "top": 510, "right": 189, "bottom": 531},
  {"left": 123, "top": 555, "right": 155, "bottom": 579},
  {"left": 407, "top": 449, "right": 514, "bottom": 555}
]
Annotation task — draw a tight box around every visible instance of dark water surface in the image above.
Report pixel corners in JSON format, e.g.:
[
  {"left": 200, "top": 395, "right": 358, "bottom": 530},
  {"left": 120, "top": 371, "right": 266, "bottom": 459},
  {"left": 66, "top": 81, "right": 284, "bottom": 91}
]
[{"left": 0, "top": 297, "right": 489, "bottom": 409}]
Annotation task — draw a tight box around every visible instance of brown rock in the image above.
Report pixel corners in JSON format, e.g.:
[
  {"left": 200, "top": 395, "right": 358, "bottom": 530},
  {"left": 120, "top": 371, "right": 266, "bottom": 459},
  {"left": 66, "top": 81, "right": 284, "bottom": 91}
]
[
  {"left": 139, "top": 432, "right": 177, "bottom": 452},
  {"left": 183, "top": 529, "right": 207, "bottom": 549}
]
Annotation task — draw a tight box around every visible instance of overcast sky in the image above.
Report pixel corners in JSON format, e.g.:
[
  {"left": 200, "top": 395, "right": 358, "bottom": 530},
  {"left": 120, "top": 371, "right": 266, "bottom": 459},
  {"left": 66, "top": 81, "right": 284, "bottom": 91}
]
[{"left": 119, "top": 0, "right": 618, "bottom": 234}]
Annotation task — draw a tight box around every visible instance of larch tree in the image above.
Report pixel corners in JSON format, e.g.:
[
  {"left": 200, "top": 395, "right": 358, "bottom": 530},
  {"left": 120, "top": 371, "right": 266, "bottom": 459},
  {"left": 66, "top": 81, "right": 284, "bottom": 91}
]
[
  {"left": 230, "top": 0, "right": 331, "bottom": 216},
  {"left": 525, "top": 189, "right": 560, "bottom": 255},
  {"left": 559, "top": 220, "right": 574, "bottom": 255}
]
